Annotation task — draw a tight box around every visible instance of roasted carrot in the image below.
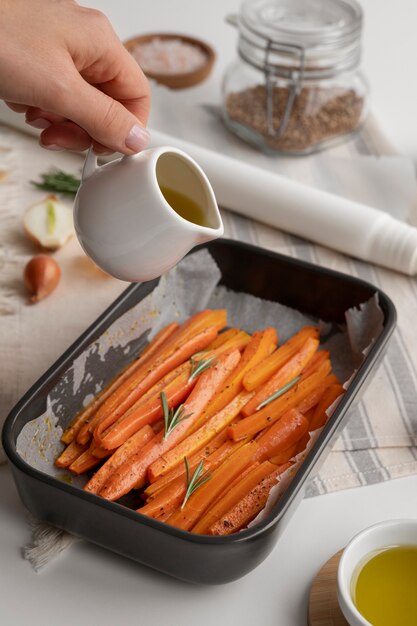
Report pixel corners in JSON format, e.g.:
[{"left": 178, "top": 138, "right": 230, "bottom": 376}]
[
  {"left": 69, "top": 449, "right": 103, "bottom": 475},
  {"left": 269, "top": 443, "right": 298, "bottom": 465},
  {"left": 296, "top": 373, "right": 338, "bottom": 414},
  {"left": 301, "top": 349, "right": 330, "bottom": 378},
  {"left": 242, "top": 326, "right": 320, "bottom": 391},
  {"left": 76, "top": 325, "right": 219, "bottom": 445},
  {"left": 137, "top": 440, "right": 242, "bottom": 519},
  {"left": 55, "top": 440, "right": 89, "bottom": 468},
  {"left": 143, "top": 430, "right": 232, "bottom": 500},
  {"left": 90, "top": 444, "right": 112, "bottom": 459},
  {"left": 210, "top": 330, "right": 252, "bottom": 356},
  {"left": 167, "top": 441, "right": 258, "bottom": 531},
  {"left": 84, "top": 425, "right": 154, "bottom": 494},
  {"left": 60, "top": 321, "right": 179, "bottom": 445},
  {"left": 228, "top": 359, "right": 331, "bottom": 442},
  {"left": 98, "top": 349, "right": 241, "bottom": 501},
  {"left": 308, "top": 383, "right": 344, "bottom": 431},
  {"left": 253, "top": 409, "right": 309, "bottom": 463},
  {"left": 189, "top": 328, "right": 277, "bottom": 434},
  {"left": 192, "top": 460, "right": 277, "bottom": 535},
  {"left": 95, "top": 365, "right": 197, "bottom": 450},
  {"left": 294, "top": 432, "right": 310, "bottom": 455},
  {"left": 208, "top": 463, "right": 290, "bottom": 536},
  {"left": 241, "top": 337, "right": 319, "bottom": 416},
  {"left": 147, "top": 389, "right": 254, "bottom": 482},
  {"left": 161, "top": 309, "right": 227, "bottom": 353},
  {"left": 207, "top": 328, "right": 241, "bottom": 350}
]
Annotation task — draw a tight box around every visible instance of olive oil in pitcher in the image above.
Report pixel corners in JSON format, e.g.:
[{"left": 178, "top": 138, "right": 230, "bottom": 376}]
[{"left": 160, "top": 186, "right": 208, "bottom": 227}]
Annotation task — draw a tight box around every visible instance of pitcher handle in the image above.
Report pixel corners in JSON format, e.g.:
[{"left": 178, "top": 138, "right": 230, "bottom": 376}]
[{"left": 82, "top": 147, "right": 98, "bottom": 181}]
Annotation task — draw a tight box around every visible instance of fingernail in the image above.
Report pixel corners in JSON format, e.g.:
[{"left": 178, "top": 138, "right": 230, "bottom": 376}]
[
  {"left": 125, "top": 124, "right": 150, "bottom": 153},
  {"left": 41, "top": 143, "right": 64, "bottom": 152},
  {"left": 27, "top": 118, "right": 51, "bottom": 130}
]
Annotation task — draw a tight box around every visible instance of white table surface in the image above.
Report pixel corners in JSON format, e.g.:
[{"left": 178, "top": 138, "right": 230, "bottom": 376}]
[{"left": 2, "top": 2, "right": 417, "bottom": 625}]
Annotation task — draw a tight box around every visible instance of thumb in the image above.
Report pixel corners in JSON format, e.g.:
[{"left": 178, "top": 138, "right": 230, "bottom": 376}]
[{"left": 55, "top": 76, "right": 150, "bottom": 154}]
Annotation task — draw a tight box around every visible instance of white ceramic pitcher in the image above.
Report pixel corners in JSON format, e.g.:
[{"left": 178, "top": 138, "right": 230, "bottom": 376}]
[{"left": 73, "top": 146, "right": 223, "bottom": 282}]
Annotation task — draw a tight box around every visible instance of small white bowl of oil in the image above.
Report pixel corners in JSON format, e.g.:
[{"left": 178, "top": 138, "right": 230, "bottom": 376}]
[{"left": 337, "top": 519, "right": 417, "bottom": 626}]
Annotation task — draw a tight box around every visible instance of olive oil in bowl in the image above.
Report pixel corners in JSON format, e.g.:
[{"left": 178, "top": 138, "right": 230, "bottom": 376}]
[
  {"left": 160, "top": 186, "right": 208, "bottom": 227},
  {"left": 352, "top": 545, "right": 417, "bottom": 625}
]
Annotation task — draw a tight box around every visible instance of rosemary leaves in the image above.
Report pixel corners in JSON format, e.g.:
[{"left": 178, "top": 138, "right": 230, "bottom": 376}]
[
  {"left": 189, "top": 355, "right": 216, "bottom": 382},
  {"left": 31, "top": 169, "right": 81, "bottom": 196},
  {"left": 256, "top": 375, "right": 302, "bottom": 410},
  {"left": 160, "top": 391, "right": 192, "bottom": 440},
  {"left": 181, "top": 457, "right": 212, "bottom": 510}
]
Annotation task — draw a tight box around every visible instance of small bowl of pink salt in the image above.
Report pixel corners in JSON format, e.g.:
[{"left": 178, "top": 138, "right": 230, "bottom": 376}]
[{"left": 124, "top": 32, "right": 215, "bottom": 89}]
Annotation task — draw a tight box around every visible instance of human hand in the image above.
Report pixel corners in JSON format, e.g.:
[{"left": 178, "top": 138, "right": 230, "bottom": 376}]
[{"left": 1, "top": 0, "right": 150, "bottom": 154}]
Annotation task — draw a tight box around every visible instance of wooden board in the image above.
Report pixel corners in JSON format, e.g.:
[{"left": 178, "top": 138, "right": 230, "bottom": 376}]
[{"left": 308, "top": 550, "right": 349, "bottom": 626}]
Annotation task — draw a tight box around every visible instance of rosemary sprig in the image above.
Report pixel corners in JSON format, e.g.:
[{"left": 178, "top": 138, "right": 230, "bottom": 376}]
[
  {"left": 160, "top": 391, "right": 192, "bottom": 441},
  {"left": 46, "top": 200, "right": 56, "bottom": 235},
  {"left": 31, "top": 169, "right": 81, "bottom": 196},
  {"left": 189, "top": 354, "right": 216, "bottom": 382},
  {"left": 256, "top": 375, "right": 302, "bottom": 411},
  {"left": 181, "top": 457, "right": 212, "bottom": 510}
]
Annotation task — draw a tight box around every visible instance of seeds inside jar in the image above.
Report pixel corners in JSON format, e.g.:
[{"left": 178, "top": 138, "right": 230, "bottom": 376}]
[{"left": 225, "top": 84, "right": 364, "bottom": 153}]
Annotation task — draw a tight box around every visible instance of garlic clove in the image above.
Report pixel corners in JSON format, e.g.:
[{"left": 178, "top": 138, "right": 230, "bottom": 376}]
[
  {"left": 24, "top": 194, "right": 74, "bottom": 250},
  {"left": 24, "top": 254, "right": 61, "bottom": 303}
]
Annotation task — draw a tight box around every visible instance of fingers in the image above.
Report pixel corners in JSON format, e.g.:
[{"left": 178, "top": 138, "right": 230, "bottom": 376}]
[
  {"left": 25, "top": 108, "right": 67, "bottom": 130},
  {"left": 80, "top": 44, "right": 151, "bottom": 128},
  {"left": 50, "top": 73, "right": 150, "bottom": 154},
  {"left": 5, "top": 101, "right": 28, "bottom": 113},
  {"left": 39, "top": 121, "right": 92, "bottom": 152}
]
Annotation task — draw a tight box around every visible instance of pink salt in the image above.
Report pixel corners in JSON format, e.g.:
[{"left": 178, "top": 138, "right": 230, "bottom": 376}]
[{"left": 131, "top": 37, "right": 207, "bottom": 75}]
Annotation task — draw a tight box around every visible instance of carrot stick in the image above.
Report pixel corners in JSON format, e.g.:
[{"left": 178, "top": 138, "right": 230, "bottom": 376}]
[
  {"left": 137, "top": 440, "right": 242, "bottom": 518},
  {"left": 301, "top": 349, "right": 330, "bottom": 378},
  {"left": 98, "top": 349, "right": 241, "bottom": 501},
  {"left": 189, "top": 328, "right": 277, "bottom": 434},
  {"left": 208, "top": 461, "right": 261, "bottom": 507},
  {"left": 84, "top": 425, "right": 154, "bottom": 494},
  {"left": 210, "top": 331, "right": 252, "bottom": 356},
  {"left": 147, "top": 389, "right": 254, "bottom": 482},
  {"left": 76, "top": 325, "right": 219, "bottom": 445},
  {"left": 296, "top": 373, "right": 338, "bottom": 414},
  {"left": 69, "top": 449, "right": 103, "bottom": 475},
  {"left": 167, "top": 441, "right": 258, "bottom": 531},
  {"left": 252, "top": 409, "right": 309, "bottom": 463},
  {"left": 228, "top": 359, "right": 331, "bottom": 442},
  {"left": 96, "top": 365, "right": 197, "bottom": 450},
  {"left": 242, "top": 326, "right": 320, "bottom": 391},
  {"left": 55, "top": 440, "right": 89, "bottom": 468},
  {"left": 242, "top": 337, "right": 319, "bottom": 416},
  {"left": 308, "top": 383, "right": 344, "bottom": 431},
  {"left": 90, "top": 444, "right": 112, "bottom": 459},
  {"left": 207, "top": 328, "right": 241, "bottom": 349},
  {"left": 143, "top": 430, "right": 231, "bottom": 499},
  {"left": 60, "top": 321, "right": 180, "bottom": 445},
  {"left": 269, "top": 443, "right": 298, "bottom": 465},
  {"left": 208, "top": 464, "right": 289, "bottom": 536},
  {"left": 161, "top": 309, "right": 227, "bottom": 354},
  {"left": 192, "top": 460, "right": 276, "bottom": 535},
  {"left": 294, "top": 432, "right": 310, "bottom": 455}
]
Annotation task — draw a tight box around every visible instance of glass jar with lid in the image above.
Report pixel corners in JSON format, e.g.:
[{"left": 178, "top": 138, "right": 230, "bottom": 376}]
[{"left": 222, "top": 0, "right": 369, "bottom": 155}]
